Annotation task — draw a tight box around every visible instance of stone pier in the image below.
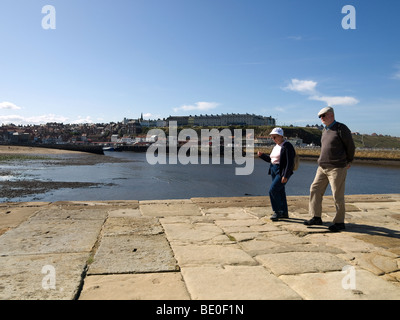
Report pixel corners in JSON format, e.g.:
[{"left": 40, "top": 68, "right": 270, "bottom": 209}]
[{"left": 0, "top": 194, "right": 399, "bottom": 300}]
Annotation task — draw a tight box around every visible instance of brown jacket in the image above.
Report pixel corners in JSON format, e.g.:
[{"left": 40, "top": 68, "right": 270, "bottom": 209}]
[{"left": 318, "top": 121, "right": 355, "bottom": 168}]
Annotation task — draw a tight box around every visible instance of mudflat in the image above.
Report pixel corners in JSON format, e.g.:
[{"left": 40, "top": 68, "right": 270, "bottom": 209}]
[{"left": 0, "top": 145, "right": 82, "bottom": 155}]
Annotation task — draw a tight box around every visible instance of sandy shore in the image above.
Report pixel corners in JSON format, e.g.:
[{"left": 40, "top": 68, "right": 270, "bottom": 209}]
[
  {"left": 2, "top": 145, "right": 400, "bottom": 165},
  {"left": 0, "top": 145, "right": 83, "bottom": 155}
]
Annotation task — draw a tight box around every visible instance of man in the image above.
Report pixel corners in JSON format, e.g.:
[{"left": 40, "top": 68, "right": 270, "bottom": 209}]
[{"left": 304, "top": 106, "right": 355, "bottom": 232}]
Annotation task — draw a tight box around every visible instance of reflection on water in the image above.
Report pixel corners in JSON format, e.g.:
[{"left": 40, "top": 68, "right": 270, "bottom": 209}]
[{"left": 1, "top": 151, "right": 399, "bottom": 202}]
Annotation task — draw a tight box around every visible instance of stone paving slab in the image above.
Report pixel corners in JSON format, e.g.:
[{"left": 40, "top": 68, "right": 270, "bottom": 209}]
[
  {"left": 0, "top": 203, "right": 109, "bottom": 299},
  {"left": 191, "top": 196, "right": 269, "bottom": 208},
  {"left": 79, "top": 272, "right": 190, "bottom": 300},
  {"left": 0, "top": 253, "right": 89, "bottom": 300},
  {"left": 256, "top": 252, "right": 347, "bottom": 276},
  {"left": 29, "top": 207, "right": 108, "bottom": 220},
  {"left": 349, "top": 251, "right": 400, "bottom": 277},
  {"left": 202, "top": 207, "right": 257, "bottom": 220},
  {"left": 88, "top": 234, "right": 179, "bottom": 274},
  {"left": 181, "top": 265, "right": 301, "bottom": 300},
  {"left": 161, "top": 221, "right": 229, "bottom": 244},
  {"left": 242, "top": 242, "right": 344, "bottom": 257},
  {"left": 0, "top": 218, "right": 105, "bottom": 255},
  {"left": 0, "top": 206, "right": 42, "bottom": 236},
  {"left": 102, "top": 217, "right": 163, "bottom": 236},
  {"left": 171, "top": 243, "right": 257, "bottom": 267},
  {"left": 244, "top": 206, "right": 274, "bottom": 218},
  {"left": 304, "top": 232, "right": 378, "bottom": 254},
  {"left": 107, "top": 208, "right": 142, "bottom": 218},
  {"left": 280, "top": 269, "right": 400, "bottom": 300},
  {"left": 1, "top": 194, "right": 400, "bottom": 300},
  {"left": 139, "top": 200, "right": 202, "bottom": 217},
  {"left": 51, "top": 200, "right": 139, "bottom": 208},
  {"left": 88, "top": 215, "right": 178, "bottom": 274}
]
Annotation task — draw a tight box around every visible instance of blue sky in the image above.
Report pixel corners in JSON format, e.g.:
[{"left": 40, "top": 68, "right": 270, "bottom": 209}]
[{"left": 1, "top": 0, "right": 399, "bottom": 136}]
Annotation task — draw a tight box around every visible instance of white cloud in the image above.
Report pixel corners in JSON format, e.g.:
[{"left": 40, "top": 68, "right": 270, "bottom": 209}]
[
  {"left": 70, "top": 116, "right": 93, "bottom": 124},
  {"left": 173, "top": 101, "right": 219, "bottom": 113},
  {"left": 284, "top": 79, "right": 317, "bottom": 94},
  {"left": 0, "top": 113, "right": 102, "bottom": 125},
  {"left": 309, "top": 95, "right": 359, "bottom": 106},
  {"left": 274, "top": 107, "right": 287, "bottom": 113},
  {"left": 287, "top": 36, "right": 303, "bottom": 41},
  {"left": 392, "top": 65, "right": 400, "bottom": 80},
  {"left": 0, "top": 115, "right": 24, "bottom": 123},
  {"left": 142, "top": 113, "right": 162, "bottom": 120},
  {"left": 0, "top": 114, "right": 69, "bottom": 125},
  {"left": 0, "top": 101, "right": 22, "bottom": 110},
  {"left": 284, "top": 78, "right": 359, "bottom": 107}
]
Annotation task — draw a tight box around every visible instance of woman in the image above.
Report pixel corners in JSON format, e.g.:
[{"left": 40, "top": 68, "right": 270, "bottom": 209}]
[{"left": 258, "top": 128, "right": 296, "bottom": 221}]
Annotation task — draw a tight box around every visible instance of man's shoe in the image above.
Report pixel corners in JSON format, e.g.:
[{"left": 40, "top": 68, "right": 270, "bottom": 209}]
[
  {"left": 328, "top": 223, "right": 345, "bottom": 232},
  {"left": 304, "top": 217, "right": 323, "bottom": 226}
]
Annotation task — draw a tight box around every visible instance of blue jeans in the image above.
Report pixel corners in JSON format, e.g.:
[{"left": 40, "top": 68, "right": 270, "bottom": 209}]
[{"left": 269, "top": 164, "right": 288, "bottom": 215}]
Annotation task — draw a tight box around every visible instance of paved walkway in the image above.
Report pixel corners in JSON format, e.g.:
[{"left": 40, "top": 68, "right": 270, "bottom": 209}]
[{"left": 0, "top": 194, "right": 399, "bottom": 300}]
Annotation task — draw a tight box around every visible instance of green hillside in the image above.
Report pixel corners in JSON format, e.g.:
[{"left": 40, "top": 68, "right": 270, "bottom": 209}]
[
  {"left": 142, "top": 125, "right": 400, "bottom": 149},
  {"left": 351, "top": 134, "right": 400, "bottom": 149},
  {"left": 254, "top": 126, "right": 400, "bottom": 149}
]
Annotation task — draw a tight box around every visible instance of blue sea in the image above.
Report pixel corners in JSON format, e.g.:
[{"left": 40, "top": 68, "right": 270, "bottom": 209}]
[{"left": 1, "top": 151, "right": 399, "bottom": 202}]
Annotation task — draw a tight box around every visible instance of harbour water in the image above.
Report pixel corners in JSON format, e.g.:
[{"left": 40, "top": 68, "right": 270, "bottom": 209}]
[{"left": 1, "top": 151, "right": 400, "bottom": 202}]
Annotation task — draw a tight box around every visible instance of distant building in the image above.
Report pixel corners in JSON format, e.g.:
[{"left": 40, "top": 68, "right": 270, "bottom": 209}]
[
  {"left": 156, "top": 119, "right": 167, "bottom": 127},
  {"left": 166, "top": 116, "right": 190, "bottom": 126},
  {"left": 166, "top": 113, "right": 276, "bottom": 127},
  {"left": 126, "top": 120, "right": 142, "bottom": 134},
  {"left": 11, "top": 132, "right": 30, "bottom": 144},
  {"left": 110, "top": 134, "right": 119, "bottom": 142}
]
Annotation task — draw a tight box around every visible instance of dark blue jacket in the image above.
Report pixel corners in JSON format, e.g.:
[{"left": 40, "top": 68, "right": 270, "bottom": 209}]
[{"left": 259, "top": 141, "right": 296, "bottom": 179}]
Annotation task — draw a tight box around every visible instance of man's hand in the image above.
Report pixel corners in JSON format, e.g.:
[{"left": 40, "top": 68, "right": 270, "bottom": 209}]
[{"left": 281, "top": 177, "right": 288, "bottom": 184}]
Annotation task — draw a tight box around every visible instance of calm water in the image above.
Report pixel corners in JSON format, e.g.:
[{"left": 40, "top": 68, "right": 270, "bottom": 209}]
[{"left": 1, "top": 151, "right": 400, "bottom": 202}]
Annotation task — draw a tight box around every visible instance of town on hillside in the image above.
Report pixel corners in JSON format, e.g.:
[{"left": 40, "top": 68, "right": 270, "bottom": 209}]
[{"left": 1, "top": 113, "right": 398, "bottom": 149}]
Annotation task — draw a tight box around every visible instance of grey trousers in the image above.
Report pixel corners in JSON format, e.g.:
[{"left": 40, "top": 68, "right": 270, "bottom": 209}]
[{"left": 309, "top": 166, "right": 348, "bottom": 224}]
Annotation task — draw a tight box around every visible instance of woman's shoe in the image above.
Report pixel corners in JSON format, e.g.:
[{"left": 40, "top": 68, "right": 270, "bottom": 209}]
[
  {"left": 270, "top": 213, "right": 280, "bottom": 221},
  {"left": 270, "top": 212, "right": 289, "bottom": 221}
]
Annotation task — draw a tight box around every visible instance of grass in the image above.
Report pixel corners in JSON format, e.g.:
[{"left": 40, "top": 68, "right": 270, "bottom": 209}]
[
  {"left": 255, "top": 147, "right": 400, "bottom": 161},
  {"left": 0, "top": 154, "right": 52, "bottom": 162},
  {"left": 354, "top": 149, "right": 400, "bottom": 160},
  {"left": 352, "top": 135, "right": 400, "bottom": 149}
]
